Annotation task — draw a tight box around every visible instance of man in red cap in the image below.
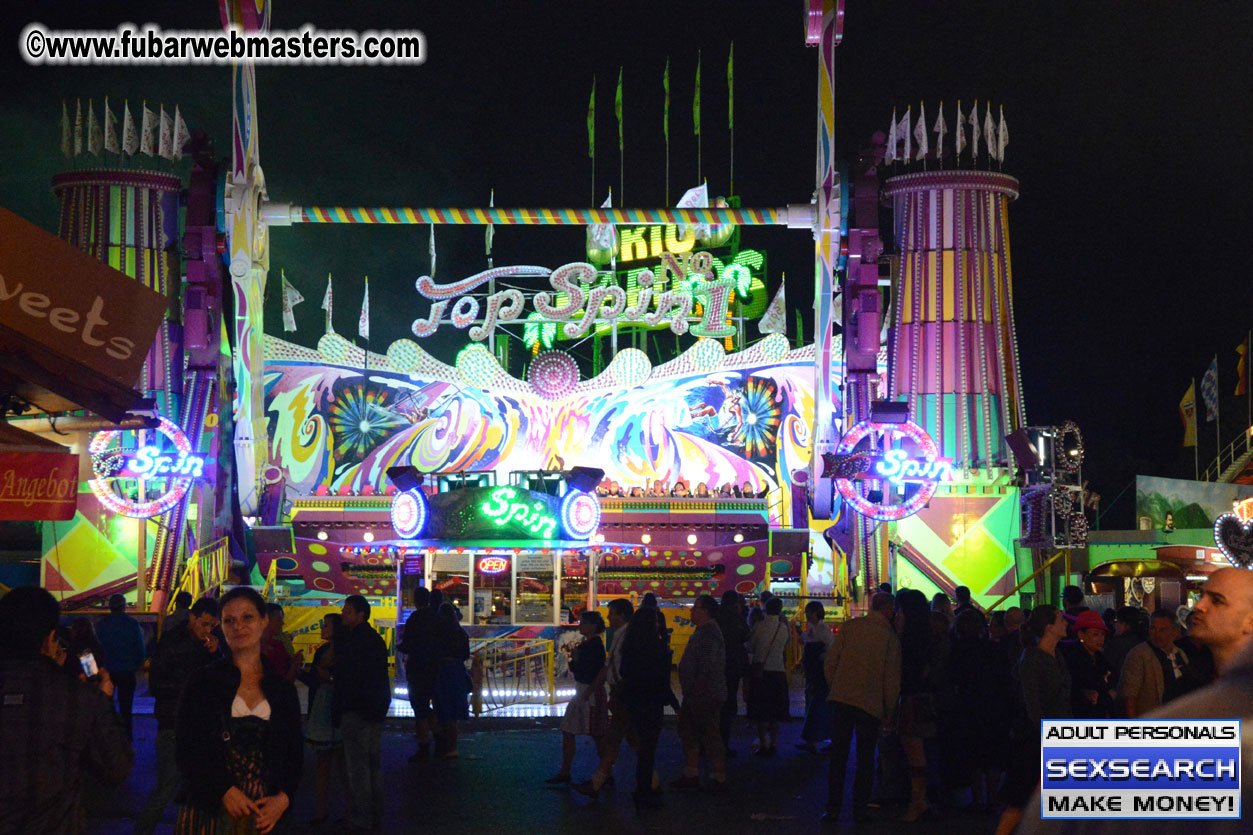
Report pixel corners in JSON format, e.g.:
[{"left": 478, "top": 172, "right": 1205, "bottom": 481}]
[{"left": 1059, "top": 610, "right": 1114, "bottom": 718}]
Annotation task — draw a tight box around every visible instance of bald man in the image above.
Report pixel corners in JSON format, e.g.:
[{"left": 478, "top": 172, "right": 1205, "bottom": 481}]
[{"left": 1188, "top": 567, "right": 1253, "bottom": 674}]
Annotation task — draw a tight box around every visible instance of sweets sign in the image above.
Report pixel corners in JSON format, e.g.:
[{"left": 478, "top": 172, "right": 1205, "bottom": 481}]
[{"left": 411, "top": 255, "right": 743, "bottom": 342}]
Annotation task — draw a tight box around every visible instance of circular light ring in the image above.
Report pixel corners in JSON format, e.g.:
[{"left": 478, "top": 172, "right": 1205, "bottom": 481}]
[
  {"left": 386, "top": 339, "right": 424, "bottom": 373},
  {"left": 88, "top": 416, "right": 194, "bottom": 518},
  {"left": 561, "top": 489, "right": 602, "bottom": 540},
  {"left": 391, "top": 489, "right": 429, "bottom": 539},
  {"left": 456, "top": 343, "right": 499, "bottom": 387},
  {"left": 833, "top": 419, "right": 946, "bottom": 522},
  {"left": 529, "top": 350, "right": 580, "bottom": 398},
  {"left": 758, "top": 332, "right": 790, "bottom": 363},
  {"left": 610, "top": 348, "right": 653, "bottom": 388},
  {"left": 451, "top": 296, "right": 480, "bottom": 329},
  {"left": 689, "top": 338, "right": 725, "bottom": 372},
  {"left": 1054, "top": 420, "right": 1084, "bottom": 473}
]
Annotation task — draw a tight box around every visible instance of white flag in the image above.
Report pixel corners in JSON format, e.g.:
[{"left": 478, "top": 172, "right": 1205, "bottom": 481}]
[
  {"left": 87, "top": 100, "right": 102, "bottom": 155},
  {"left": 73, "top": 99, "right": 83, "bottom": 156},
  {"left": 122, "top": 101, "right": 139, "bottom": 155},
  {"left": 758, "top": 283, "right": 787, "bottom": 335},
  {"left": 158, "top": 105, "right": 173, "bottom": 160},
  {"left": 933, "top": 102, "right": 947, "bottom": 160},
  {"left": 677, "top": 181, "right": 710, "bottom": 240},
  {"left": 280, "top": 271, "right": 304, "bottom": 332},
  {"left": 885, "top": 107, "right": 898, "bottom": 164},
  {"left": 140, "top": 103, "right": 156, "bottom": 156},
  {"left": 901, "top": 106, "right": 911, "bottom": 164},
  {"left": 60, "top": 101, "right": 71, "bottom": 159},
  {"left": 913, "top": 102, "right": 928, "bottom": 161},
  {"left": 322, "top": 275, "right": 334, "bottom": 333},
  {"left": 997, "top": 106, "right": 1009, "bottom": 163},
  {"left": 955, "top": 100, "right": 966, "bottom": 159},
  {"left": 588, "top": 191, "right": 617, "bottom": 250},
  {"left": 428, "top": 225, "right": 436, "bottom": 280},
  {"left": 968, "top": 102, "right": 981, "bottom": 162},
  {"left": 485, "top": 190, "right": 495, "bottom": 256},
  {"left": 358, "top": 277, "right": 370, "bottom": 339},
  {"left": 984, "top": 102, "right": 996, "bottom": 162},
  {"left": 173, "top": 106, "right": 190, "bottom": 158},
  {"left": 104, "top": 98, "right": 119, "bottom": 154}
]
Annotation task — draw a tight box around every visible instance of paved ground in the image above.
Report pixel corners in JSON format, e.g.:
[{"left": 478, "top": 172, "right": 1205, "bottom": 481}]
[{"left": 85, "top": 710, "right": 1003, "bottom": 835}]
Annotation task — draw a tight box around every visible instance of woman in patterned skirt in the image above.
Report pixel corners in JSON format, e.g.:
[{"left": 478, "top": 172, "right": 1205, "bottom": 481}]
[{"left": 174, "top": 587, "right": 303, "bottom": 834}]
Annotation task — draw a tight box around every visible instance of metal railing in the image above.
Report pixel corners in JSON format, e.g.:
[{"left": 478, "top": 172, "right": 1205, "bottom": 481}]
[
  {"left": 1203, "top": 427, "right": 1253, "bottom": 482},
  {"left": 169, "top": 537, "right": 232, "bottom": 611},
  {"left": 471, "top": 637, "right": 556, "bottom": 716}
]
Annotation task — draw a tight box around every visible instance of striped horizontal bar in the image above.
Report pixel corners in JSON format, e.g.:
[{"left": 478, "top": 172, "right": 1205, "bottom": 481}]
[{"left": 297, "top": 206, "right": 786, "bottom": 225}]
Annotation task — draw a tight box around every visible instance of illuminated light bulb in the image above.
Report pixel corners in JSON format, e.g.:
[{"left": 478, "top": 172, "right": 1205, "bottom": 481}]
[
  {"left": 641, "top": 533, "right": 652, "bottom": 544},
  {"left": 363, "top": 531, "right": 375, "bottom": 542},
  {"left": 734, "top": 532, "right": 744, "bottom": 543},
  {"left": 317, "top": 530, "right": 329, "bottom": 541},
  {"left": 687, "top": 534, "right": 698, "bottom": 545}
]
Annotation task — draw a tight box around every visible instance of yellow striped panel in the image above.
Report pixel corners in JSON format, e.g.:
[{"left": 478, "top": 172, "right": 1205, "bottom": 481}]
[{"left": 942, "top": 250, "right": 955, "bottom": 322}]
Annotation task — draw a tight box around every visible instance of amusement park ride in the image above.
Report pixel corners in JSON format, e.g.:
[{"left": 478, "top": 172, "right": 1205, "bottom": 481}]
[{"left": 10, "top": 0, "right": 1098, "bottom": 628}]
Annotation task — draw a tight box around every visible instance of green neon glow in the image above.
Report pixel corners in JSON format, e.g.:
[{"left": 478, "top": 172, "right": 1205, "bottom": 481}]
[
  {"left": 523, "top": 311, "right": 557, "bottom": 350},
  {"left": 480, "top": 486, "right": 558, "bottom": 538}
]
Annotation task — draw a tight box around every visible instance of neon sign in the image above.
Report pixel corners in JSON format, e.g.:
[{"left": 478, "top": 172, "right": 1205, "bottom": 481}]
[
  {"left": 480, "top": 486, "right": 558, "bottom": 538},
  {"left": 478, "top": 557, "right": 509, "bottom": 574},
  {"left": 89, "top": 416, "right": 200, "bottom": 519},
  {"left": 391, "top": 489, "right": 428, "bottom": 539},
  {"left": 560, "top": 489, "right": 601, "bottom": 540},
  {"left": 833, "top": 419, "right": 953, "bottom": 522}
]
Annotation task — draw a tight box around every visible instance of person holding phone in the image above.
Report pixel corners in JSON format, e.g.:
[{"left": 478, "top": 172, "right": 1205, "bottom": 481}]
[{"left": 173, "top": 587, "right": 302, "bottom": 834}]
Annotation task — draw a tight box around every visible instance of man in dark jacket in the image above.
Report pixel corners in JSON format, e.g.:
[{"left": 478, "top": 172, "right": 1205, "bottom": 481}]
[
  {"left": 95, "top": 593, "right": 147, "bottom": 739},
  {"left": 398, "top": 586, "right": 439, "bottom": 762},
  {"left": 134, "top": 597, "right": 219, "bottom": 835},
  {"left": 0, "top": 587, "right": 132, "bottom": 834},
  {"left": 335, "top": 595, "right": 391, "bottom": 832}
]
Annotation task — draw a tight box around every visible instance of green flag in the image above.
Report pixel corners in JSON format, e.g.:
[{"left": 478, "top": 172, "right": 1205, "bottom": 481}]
[
  {"left": 693, "top": 52, "right": 701, "bottom": 136},
  {"left": 727, "top": 43, "right": 734, "bottom": 130},
  {"left": 587, "top": 77, "right": 595, "bottom": 159},
  {"left": 614, "top": 68, "right": 623, "bottom": 151},
  {"left": 663, "top": 59, "right": 670, "bottom": 143}
]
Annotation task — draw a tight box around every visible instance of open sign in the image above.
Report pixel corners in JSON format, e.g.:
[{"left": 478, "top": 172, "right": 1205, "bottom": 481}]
[{"left": 478, "top": 556, "right": 509, "bottom": 574}]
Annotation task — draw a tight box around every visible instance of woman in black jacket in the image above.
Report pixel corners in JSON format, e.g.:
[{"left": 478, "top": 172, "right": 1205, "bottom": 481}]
[
  {"left": 618, "top": 605, "right": 672, "bottom": 809},
  {"left": 174, "top": 586, "right": 302, "bottom": 834}
]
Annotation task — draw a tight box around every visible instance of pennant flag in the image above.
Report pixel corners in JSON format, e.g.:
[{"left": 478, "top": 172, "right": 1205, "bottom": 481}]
[
  {"left": 588, "top": 191, "right": 617, "bottom": 251},
  {"left": 486, "top": 190, "right": 495, "bottom": 256},
  {"left": 73, "top": 99, "right": 83, "bottom": 156},
  {"left": 158, "top": 105, "right": 173, "bottom": 160},
  {"left": 693, "top": 52, "right": 701, "bottom": 136},
  {"left": 1180, "top": 382, "right": 1197, "bottom": 447},
  {"left": 933, "top": 101, "right": 947, "bottom": 157},
  {"left": 280, "top": 271, "right": 304, "bottom": 333},
  {"left": 759, "top": 283, "right": 787, "bottom": 335},
  {"left": 955, "top": 100, "right": 966, "bottom": 159},
  {"left": 140, "top": 103, "right": 156, "bottom": 156},
  {"left": 122, "top": 101, "right": 139, "bottom": 155},
  {"left": 914, "top": 102, "right": 928, "bottom": 160},
  {"left": 727, "top": 43, "right": 734, "bottom": 130},
  {"left": 614, "top": 67, "right": 624, "bottom": 152},
  {"left": 1201, "top": 356, "right": 1219, "bottom": 422},
  {"left": 1236, "top": 337, "right": 1249, "bottom": 396},
  {"left": 886, "top": 107, "right": 898, "bottom": 164},
  {"left": 587, "top": 77, "right": 595, "bottom": 159},
  {"left": 173, "top": 106, "right": 190, "bottom": 158},
  {"left": 969, "top": 102, "right": 981, "bottom": 161},
  {"left": 662, "top": 59, "right": 670, "bottom": 143},
  {"left": 87, "top": 100, "right": 102, "bottom": 155},
  {"left": 901, "top": 106, "right": 911, "bottom": 163},
  {"left": 428, "top": 224, "right": 437, "bottom": 280},
  {"left": 677, "top": 182, "right": 710, "bottom": 241},
  {"left": 104, "top": 98, "right": 119, "bottom": 153},
  {"left": 983, "top": 101, "right": 996, "bottom": 161},
  {"left": 60, "top": 100, "right": 71, "bottom": 159},
  {"left": 321, "top": 275, "right": 334, "bottom": 333},
  {"left": 997, "top": 105, "right": 1009, "bottom": 163},
  {"left": 358, "top": 277, "right": 370, "bottom": 340}
]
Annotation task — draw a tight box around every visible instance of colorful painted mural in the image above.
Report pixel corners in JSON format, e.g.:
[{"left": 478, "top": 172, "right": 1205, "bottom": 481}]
[{"left": 1135, "top": 475, "right": 1253, "bottom": 531}]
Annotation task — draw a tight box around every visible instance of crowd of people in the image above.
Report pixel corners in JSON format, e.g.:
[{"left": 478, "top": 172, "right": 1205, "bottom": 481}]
[
  {"left": 596, "top": 479, "right": 771, "bottom": 499},
  {"left": 2, "top": 565, "right": 1252, "bottom": 833}
]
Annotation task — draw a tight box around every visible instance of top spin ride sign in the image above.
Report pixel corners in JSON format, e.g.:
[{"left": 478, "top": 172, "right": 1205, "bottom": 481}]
[{"left": 826, "top": 419, "right": 953, "bottom": 522}]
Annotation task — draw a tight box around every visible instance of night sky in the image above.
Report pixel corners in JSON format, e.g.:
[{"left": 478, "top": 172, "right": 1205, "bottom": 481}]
[{"left": 3, "top": 1, "right": 1251, "bottom": 526}]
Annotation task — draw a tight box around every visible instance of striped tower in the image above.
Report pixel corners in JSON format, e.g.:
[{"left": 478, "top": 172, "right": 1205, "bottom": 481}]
[{"left": 885, "top": 170, "right": 1025, "bottom": 472}]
